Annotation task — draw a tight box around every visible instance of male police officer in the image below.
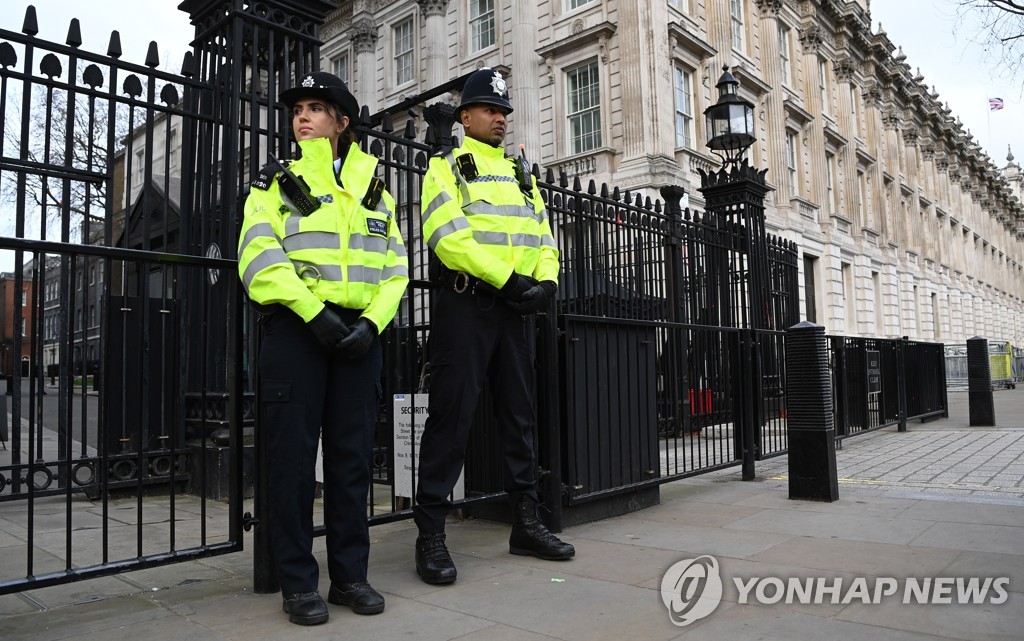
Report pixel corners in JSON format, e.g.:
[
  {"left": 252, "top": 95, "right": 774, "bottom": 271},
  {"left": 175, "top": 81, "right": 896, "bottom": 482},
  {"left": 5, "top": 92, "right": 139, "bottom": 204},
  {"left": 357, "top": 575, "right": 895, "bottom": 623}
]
[{"left": 413, "top": 68, "right": 574, "bottom": 585}]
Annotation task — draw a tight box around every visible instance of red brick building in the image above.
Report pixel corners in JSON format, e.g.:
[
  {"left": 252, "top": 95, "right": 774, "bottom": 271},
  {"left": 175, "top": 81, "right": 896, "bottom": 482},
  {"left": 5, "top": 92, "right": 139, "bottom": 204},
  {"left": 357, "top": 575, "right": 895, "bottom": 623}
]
[{"left": 0, "top": 271, "right": 34, "bottom": 378}]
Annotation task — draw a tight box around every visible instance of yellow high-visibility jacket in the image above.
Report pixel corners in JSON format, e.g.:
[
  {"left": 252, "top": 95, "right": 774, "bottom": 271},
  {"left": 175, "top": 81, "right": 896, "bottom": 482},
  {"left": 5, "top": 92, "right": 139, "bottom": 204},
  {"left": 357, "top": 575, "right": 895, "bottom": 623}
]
[
  {"left": 237, "top": 137, "right": 409, "bottom": 331},
  {"left": 420, "top": 136, "right": 558, "bottom": 289}
]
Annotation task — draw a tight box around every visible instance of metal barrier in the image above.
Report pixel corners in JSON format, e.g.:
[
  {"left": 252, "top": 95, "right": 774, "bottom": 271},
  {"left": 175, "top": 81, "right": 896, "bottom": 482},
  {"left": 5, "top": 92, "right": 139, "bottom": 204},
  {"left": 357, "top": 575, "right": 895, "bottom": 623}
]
[
  {"left": 989, "top": 340, "right": 1016, "bottom": 390},
  {"left": 946, "top": 341, "right": 1018, "bottom": 390},
  {"left": 830, "top": 336, "right": 947, "bottom": 442}
]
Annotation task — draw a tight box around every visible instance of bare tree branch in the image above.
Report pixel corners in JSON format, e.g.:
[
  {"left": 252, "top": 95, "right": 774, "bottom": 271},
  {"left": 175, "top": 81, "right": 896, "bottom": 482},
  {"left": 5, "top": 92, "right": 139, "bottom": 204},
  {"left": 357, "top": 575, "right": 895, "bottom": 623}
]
[{"left": 957, "top": 0, "right": 1024, "bottom": 86}]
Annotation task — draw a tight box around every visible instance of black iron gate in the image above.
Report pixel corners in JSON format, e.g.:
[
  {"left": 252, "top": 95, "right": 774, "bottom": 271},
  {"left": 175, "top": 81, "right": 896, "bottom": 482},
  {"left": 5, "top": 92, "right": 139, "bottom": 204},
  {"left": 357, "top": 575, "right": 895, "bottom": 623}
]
[{"left": 0, "top": 0, "right": 337, "bottom": 594}]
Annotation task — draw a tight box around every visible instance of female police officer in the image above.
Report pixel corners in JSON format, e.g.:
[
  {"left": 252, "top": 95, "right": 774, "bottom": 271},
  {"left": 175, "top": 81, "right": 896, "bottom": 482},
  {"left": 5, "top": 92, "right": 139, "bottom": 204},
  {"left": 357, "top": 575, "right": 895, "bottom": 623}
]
[{"left": 237, "top": 72, "right": 408, "bottom": 625}]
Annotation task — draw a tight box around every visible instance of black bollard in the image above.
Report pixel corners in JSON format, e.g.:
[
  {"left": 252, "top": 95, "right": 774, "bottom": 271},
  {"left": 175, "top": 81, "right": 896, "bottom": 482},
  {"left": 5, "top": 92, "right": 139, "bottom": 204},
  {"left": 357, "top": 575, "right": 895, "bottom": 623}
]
[
  {"left": 785, "top": 321, "right": 839, "bottom": 502},
  {"left": 967, "top": 337, "right": 996, "bottom": 427}
]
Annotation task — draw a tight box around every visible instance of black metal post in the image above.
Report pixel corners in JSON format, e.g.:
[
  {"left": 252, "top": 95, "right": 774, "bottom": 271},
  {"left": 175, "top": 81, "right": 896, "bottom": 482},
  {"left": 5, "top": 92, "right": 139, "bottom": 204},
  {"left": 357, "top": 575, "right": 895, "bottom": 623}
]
[
  {"left": 698, "top": 161, "right": 773, "bottom": 480},
  {"left": 740, "top": 328, "right": 757, "bottom": 480},
  {"left": 537, "top": 299, "right": 563, "bottom": 532},
  {"left": 785, "top": 321, "right": 839, "bottom": 502},
  {"left": 897, "top": 336, "right": 908, "bottom": 432},
  {"left": 967, "top": 336, "right": 996, "bottom": 427}
]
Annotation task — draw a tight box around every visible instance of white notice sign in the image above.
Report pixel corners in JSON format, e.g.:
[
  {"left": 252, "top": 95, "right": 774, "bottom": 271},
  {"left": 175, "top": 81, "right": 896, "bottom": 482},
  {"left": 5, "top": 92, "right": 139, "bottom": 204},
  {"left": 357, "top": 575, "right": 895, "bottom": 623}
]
[{"left": 393, "top": 393, "right": 464, "bottom": 501}]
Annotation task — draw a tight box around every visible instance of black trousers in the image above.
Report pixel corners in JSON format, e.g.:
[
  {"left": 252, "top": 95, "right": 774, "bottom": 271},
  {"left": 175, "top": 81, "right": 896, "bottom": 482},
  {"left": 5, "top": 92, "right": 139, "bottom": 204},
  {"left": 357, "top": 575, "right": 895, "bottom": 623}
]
[
  {"left": 413, "top": 288, "right": 538, "bottom": 533},
  {"left": 259, "top": 306, "right": 380, "bottom": 593}
]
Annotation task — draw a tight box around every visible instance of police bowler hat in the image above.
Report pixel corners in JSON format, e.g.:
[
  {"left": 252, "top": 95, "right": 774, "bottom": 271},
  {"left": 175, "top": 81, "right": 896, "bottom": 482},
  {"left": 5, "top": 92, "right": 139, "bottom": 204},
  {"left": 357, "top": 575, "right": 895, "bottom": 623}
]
[
  {"left": 280, "top": 71, "right": 360, "bottom": 122},
  {"left": 456, "top": 68, "right": 513, "bottom": 118}
]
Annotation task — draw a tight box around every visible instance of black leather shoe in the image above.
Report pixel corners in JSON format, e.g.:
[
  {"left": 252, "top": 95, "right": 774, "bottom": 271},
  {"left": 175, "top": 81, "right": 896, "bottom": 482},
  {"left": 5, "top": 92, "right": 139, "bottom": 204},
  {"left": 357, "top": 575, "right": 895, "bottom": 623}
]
[
  {"left": 281, "top": 591, "right": 329, "bottom": 625},
  {"left": 509, "top": 500, "right": 575, "bottom": 560},
  {"left": 328, "top": 581, "right": 385, "bottom": 615},
  {"left": 415, "top": 532, "right": 457, "bottom": 584}
]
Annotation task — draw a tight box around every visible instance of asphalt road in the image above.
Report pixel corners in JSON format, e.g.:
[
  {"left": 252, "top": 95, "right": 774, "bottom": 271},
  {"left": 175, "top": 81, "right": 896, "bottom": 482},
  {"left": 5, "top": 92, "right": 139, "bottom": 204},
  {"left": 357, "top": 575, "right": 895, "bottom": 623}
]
[{"left": 4, "top": 381, "right": 99, "bottom": 452}]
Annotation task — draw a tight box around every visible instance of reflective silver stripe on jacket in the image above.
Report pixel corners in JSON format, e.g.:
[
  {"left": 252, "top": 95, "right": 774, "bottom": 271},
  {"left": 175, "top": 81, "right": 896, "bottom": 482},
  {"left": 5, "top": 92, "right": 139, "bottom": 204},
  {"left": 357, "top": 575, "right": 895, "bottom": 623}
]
[
  {"left": 426, "top": 217, "right": 471, "bottom": 249},
  {"left": 241, "top": 247, "right": 291, "bottom": 290},
  {"left": 238, "top": 223, "right": 279, "bottom": 257},
  {"left": 282, "top": 231, "right": 342, "bottom": 252},
  {"left": 293, "top": 261, "right": 343, "bottom": 281},
  {"left": 347, "top": 264, "right": 381, "bottom": 285},
  {"left": 444, "top": 151, "right": 473, "bottom": 203},
  {"left": 381, "top": 264, "right": 409, "bottom": 280},
  {"left": 462, "top": 201, "right": 536, "bottom": 219},
  {"left": 540, "top": 233, "right": 557, "bottom": 248},
  {"left": 471, "top": 231, "right": 542, "bottom": 248},
  {"left": 423, "top": 191, "right": 452, "bottom": 222},
  {"left": 348, "top": 233, "right": 388, "bottom": 255},
  {"left": 285, "top": 215, "right": 302, "bottom": 236}
]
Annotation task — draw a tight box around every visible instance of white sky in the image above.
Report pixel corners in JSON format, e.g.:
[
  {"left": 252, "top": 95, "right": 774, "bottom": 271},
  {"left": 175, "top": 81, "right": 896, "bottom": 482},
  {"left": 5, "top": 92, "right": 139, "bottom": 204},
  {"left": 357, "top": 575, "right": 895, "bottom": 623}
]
[{"left": 871, "top": 0, "right": 1022, "bottom": 166}]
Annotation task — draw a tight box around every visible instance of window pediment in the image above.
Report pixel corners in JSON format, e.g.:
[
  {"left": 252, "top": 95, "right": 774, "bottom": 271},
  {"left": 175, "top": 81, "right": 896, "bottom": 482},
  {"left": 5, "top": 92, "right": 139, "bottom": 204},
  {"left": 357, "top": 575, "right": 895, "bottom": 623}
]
[
  {"left": 668, "top": 21, "right": 716, "bottom": 60},
  {"left": 536, "top": 21, "right": 617, "bottom": 61}
]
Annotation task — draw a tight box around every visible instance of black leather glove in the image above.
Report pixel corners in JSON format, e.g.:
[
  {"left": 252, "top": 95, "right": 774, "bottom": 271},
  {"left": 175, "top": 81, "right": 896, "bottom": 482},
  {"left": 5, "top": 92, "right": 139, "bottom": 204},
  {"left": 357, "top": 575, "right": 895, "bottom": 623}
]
[
  {"left": 336, "top": 317, "right": 377, "bottom": 358},
  {"left": 513, "top": 280, "right": 557, "bottom": 314},
  {"left": 500, "top": 272, "right": 536, "bottom": 303},
  {"left": 307, "top": 307, "right": 350, "bottom": 351}
]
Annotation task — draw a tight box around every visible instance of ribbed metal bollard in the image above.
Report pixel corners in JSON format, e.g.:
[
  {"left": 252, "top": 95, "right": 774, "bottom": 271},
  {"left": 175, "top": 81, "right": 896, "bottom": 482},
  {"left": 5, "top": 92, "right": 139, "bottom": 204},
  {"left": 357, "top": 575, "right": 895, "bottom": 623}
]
[
  {"left": 785, "top": 322, "right": 839, "bottom": 501},
  {"left": 967, "top": 336, "right": 996, "bottom": 427}
]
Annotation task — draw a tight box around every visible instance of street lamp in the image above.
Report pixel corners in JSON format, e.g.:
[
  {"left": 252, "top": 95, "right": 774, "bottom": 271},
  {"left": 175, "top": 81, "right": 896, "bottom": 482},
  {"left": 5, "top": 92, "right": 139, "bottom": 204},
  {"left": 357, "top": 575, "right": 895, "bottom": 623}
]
[{"left": 703, "top": 66, "right": 755, "bottom": 166}]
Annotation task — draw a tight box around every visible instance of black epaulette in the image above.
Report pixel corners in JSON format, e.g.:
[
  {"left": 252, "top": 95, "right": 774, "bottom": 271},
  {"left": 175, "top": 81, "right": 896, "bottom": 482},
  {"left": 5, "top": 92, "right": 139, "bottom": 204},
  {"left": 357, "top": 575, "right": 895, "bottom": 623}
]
[
  {"left": 455, "top": 153, "right": 478, "bottom": 181},
  {"left": 362, "top": 177, "right": 385, "bottom": 211},
  {"left": 431, "top": 145, "right": 455, "bottom": 158},
  {"left": 251, "top": 161, "right": 281, "bottom": 191}
]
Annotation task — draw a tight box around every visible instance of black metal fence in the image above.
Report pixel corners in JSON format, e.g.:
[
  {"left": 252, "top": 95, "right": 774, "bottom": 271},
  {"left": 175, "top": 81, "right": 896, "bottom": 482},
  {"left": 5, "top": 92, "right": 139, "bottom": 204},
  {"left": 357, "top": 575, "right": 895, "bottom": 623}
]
[{"left": 829, "top": 336, "right": 948, "bottom": 441}]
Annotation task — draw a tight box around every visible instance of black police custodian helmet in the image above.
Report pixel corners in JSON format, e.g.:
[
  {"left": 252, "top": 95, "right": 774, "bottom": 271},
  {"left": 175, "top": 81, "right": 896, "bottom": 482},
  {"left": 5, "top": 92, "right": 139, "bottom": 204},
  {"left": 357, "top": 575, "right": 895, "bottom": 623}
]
[
  {"left": 280, "top": 71, "right": 360, "bottom": 122},
  {"left": 455, "top": 68, "right": 513, "bottom": 118}
]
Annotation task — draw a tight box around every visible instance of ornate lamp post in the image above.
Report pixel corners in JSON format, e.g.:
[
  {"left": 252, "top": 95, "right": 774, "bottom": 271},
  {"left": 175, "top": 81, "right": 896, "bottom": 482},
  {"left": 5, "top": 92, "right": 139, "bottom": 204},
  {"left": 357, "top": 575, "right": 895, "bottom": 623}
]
[
  {"left": 704, "top": 66, "right": 756, "bottom": 167},
  {"left": 698, "top": 66, "right": 773, "bottom": 480}
]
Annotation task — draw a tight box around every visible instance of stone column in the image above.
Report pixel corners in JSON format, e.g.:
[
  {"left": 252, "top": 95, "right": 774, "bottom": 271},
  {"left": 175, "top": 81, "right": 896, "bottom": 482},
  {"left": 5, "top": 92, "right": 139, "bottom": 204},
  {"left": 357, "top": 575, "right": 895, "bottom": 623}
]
[
  {"left": 511, "top": 0, "right": 540, "bottom": 149},
  {"left": 417, "top": 0, "right": 450, "bottom": 96},
  {"left": 800, "top": 27, "right": 829, "bottom": 223},
  {"left": 615, "top": 2, "right": 674, "bottom": 187},
  {"left": 755, "top": 1, "right": 788, "bottom": 211},
  {"left": 352, "top": 17, "right": 379, "bottom": 115}
]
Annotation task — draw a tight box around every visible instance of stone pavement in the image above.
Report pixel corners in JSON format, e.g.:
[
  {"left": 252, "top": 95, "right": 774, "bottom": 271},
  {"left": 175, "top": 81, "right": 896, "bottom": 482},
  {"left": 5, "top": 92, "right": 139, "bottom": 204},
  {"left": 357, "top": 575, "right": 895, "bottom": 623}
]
[{"left": 0, "top": 390, "right": 1022, "bottom": 640}]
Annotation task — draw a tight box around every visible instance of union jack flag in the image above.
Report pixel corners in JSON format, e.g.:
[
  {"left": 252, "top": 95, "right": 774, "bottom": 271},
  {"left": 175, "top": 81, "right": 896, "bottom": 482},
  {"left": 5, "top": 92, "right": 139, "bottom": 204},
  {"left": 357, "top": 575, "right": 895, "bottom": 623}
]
[{"left": 989, "top": 97, "right": 1004, "bottom": 111}]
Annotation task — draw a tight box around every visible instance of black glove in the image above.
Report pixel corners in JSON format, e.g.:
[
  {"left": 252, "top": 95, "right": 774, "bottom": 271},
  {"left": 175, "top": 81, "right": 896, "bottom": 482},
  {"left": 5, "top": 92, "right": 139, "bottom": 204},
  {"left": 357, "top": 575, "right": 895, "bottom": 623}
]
[
  {"left": 500, "top": 272, "right": 537, "bottom": 303},
  {"left": 336, "top": 317, "right": 377, "bottom": 358},
  {"left": 513, "top": 280, "right": 557, "bottom": 314},
  {"left": 307, "top": 307, "right": 350, "bottom": 351}
]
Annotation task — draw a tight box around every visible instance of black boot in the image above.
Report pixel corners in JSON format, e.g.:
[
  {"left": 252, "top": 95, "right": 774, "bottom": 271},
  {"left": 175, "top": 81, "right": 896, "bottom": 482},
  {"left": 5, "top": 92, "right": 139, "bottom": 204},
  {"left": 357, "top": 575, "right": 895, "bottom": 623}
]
[
  {"left": 415, "top": 532, "right": 457, "bottom": 584},
  {"left": 281, "top": 591, "right": 329, "bottom": 625},
  {"left": 509, "top": 499, "right": 575, "bottom": 560},
  {"left": 328, "top": 581, "right": 385, "bottom": 615}
]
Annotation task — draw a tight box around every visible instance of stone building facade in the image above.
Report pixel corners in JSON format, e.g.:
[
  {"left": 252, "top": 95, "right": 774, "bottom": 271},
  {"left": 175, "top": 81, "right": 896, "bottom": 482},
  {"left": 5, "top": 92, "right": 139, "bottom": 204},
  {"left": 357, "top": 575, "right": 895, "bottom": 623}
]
[{"left": 320, "top": 0, "right": 1024, "bottom": 345}]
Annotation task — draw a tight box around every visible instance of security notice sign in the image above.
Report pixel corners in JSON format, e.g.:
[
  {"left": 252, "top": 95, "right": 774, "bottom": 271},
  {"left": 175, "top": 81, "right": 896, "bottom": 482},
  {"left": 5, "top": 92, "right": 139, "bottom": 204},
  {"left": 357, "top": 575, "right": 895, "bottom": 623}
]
[
  {"left": 866, "top": 350, "right": 881, "bottom": 395},
  {"left": 393, "top": 394, "right": 464, "bottom": 501}
]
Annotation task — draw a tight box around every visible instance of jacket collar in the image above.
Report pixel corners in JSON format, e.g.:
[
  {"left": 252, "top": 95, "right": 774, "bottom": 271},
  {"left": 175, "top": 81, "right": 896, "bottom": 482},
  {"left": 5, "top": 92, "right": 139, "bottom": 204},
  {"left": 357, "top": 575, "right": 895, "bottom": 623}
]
[
  {"left": 296, "top": 136, "right": 336, "bottom": 166},
  {"left": 463, "top": 135, "right": 506, "bottom": 160}
]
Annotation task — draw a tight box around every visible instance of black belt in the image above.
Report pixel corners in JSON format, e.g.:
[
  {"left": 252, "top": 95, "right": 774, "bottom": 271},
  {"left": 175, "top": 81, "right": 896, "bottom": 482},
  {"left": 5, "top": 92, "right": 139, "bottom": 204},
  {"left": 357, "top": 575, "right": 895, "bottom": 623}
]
[{"left": 436, "top": 266, "right": 500, "bottom": 297}]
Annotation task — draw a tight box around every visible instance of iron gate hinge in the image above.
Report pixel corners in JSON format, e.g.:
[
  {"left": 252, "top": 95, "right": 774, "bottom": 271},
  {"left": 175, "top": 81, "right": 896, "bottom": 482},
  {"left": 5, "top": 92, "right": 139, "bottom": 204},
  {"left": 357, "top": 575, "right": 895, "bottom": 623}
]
[{"left": 242, "top": 512, "right": 260, "bottom": 532}]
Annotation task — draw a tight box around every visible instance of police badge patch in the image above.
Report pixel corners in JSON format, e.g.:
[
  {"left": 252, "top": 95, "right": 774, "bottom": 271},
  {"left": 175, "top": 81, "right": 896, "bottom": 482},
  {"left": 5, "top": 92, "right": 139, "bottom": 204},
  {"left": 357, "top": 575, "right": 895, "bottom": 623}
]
[
  {"left": 366, "top": 217, "right": 388, "bottom": 238},
  {"left": 490, "top": 71, "right": 507, "bottom": 96}
]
